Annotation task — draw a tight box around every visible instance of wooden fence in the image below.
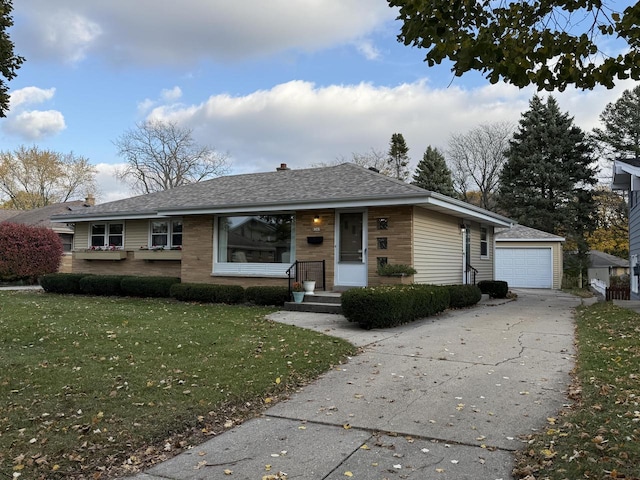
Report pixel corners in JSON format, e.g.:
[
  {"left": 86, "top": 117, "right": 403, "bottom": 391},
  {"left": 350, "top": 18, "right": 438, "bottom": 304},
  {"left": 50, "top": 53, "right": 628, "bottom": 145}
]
[{"left": 606, "top": 286, "right": 630, "bottom": 301}]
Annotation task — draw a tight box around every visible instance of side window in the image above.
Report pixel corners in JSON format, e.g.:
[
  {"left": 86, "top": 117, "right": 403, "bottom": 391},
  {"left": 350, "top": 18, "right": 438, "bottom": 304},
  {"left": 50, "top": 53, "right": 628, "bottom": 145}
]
[
  {"left": 90, "top": 223, "right": 124, "bottom": 249},
  {"left": 151, "top": 221, "right": 169, "bottom": 247},
  {"left": 149, "top": 219, "right": 182, "bottom": 249},
  {"left": 480, "top": 227, "right": 488, "bottom": 258},
  {"left": 632, "top": 255, "right": 638, "bottom": 294}
]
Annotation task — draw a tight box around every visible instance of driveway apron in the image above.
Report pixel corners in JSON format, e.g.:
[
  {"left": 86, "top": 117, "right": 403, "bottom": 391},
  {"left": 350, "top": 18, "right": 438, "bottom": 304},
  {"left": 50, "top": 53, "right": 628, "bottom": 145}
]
[{"left": 133, "top": 289, "right": 583, "bottom": 480}]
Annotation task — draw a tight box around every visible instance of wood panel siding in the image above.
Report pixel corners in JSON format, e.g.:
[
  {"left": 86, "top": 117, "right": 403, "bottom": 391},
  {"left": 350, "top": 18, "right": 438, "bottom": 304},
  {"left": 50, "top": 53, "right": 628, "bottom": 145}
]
[
  {"left": 412, "top": 207, "right": 462, "bottom": 285},
  {"left": 368, "top": 206, "right": 413, "bottom": 286},
  {"left": 296, "top": 210, "right": 335, "bottom": 290}
]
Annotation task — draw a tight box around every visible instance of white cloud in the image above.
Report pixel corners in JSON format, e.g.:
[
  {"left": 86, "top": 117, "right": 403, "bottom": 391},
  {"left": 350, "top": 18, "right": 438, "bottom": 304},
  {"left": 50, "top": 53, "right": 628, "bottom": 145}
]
[
  {"left": 161, "top": 87, "right": 183, "bottom": 102},
  {"left": 144, "top": 79, "right": 634, "bottom": 177},
  {"left": 3, "top": 110, "right": 66, "bottom": 140},
  {"left": 9, "top": 86, "right": 56, "bottom": 109},
  {"left": 14, "top": 0, "right": 393, "bottom": 66},
  {"left": 355, "top": 39, "right": 382, "bottom": 61},
  {"left": 94, "top": 163, "right": 132, "bottom": 203}
]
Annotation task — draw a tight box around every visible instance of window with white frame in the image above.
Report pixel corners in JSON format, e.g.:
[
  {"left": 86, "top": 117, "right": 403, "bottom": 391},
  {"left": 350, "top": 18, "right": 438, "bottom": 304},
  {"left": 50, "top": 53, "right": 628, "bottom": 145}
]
[
  {"left": 217, "top": 214, "right": 294, "bottom": 266},
  {"left": 480, "top": 227, "right": 489, "bottom": 258},
  {"left": 90, "top": 222, "right": 124, "bottom": 249},
  {"left": 150, "top": 219, "right": 183, "bottom": 249}
]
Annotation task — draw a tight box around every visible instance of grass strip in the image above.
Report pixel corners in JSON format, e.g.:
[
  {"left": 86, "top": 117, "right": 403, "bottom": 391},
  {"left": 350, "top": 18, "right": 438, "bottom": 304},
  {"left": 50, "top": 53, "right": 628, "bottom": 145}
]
[
  {"left": 0, "top": 291, "right": 355, "bottom": 479},
  {"left": 514, "top": 301, "right": 640, "bottom": 479}
]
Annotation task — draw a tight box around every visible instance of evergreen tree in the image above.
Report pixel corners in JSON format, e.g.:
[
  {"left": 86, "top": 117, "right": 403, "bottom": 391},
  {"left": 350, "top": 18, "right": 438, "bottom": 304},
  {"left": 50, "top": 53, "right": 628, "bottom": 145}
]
[
  {"left": 412, "top": 145, "right": 455, "bottom": 196},
  {"left": 387, "top": 133, "right": 410, "bottom": 181},
  {"left": 593, "top": 84, "right": 640, "bottom": 161},
  {"left": 498, "top": 95, "right": 597, "bottom": 281}
]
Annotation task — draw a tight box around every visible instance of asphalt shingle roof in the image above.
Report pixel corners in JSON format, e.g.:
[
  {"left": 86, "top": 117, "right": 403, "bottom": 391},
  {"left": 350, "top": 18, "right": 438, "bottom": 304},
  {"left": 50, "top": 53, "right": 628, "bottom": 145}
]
[
  {"left": 588, "top": 250, "right": 629, "bottom": 268},
  {"left": 2, "top": 201, "right": 90, "bottom": 231},
  {"left": 495, "top": 224, "right": 565, "bottom": 241}
]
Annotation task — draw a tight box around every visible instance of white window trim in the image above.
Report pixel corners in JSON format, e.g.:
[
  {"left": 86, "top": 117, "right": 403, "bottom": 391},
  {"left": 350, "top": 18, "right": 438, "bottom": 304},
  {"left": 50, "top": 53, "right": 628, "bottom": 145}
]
[
  {"left": 89, "top": 222, "right": 125, "bottom": 250},
  {"left": 148, "top": 218, "right": 183, "bottom": 249},
  {"left": 480, "top": 226, "right": 489, "bottom": 259},
  {"left": 212, "top": 214, "right": 296, "bottom": 277}
]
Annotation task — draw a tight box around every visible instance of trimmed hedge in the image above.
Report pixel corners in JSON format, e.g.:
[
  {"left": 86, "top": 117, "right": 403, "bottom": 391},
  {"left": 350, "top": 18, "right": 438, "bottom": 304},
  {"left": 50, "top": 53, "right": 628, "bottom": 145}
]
[
  {"left": 39, "top": 273, "right": 89, "bottom": 294},
  {"left": 121, "top": 276, "right": 181, "bottom": 298},
  {"left": 170, "top": 283, "right": 245, "bottom": 304},
  {"left": 446, "top": 284, "right": 482, "bottom": 309},
  {"left": 79, "top": 275, "right": 127, "bottom": 296},
  {"left": 0, "top": 223, "right": 63, "bottom": 282},
  {"left": 477, "top": 280, "right": 509, "bottom": 298},
  {"left": 245, "top": 286, "right": 289, "bottom": 306},
  {"left": 341, "top": 284, "right": 450, "bottom": 329}
]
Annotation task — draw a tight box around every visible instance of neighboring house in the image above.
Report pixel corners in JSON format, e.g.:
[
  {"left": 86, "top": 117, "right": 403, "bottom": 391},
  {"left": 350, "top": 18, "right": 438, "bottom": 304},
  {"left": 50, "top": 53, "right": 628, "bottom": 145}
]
[
  {"left": 587, "top": 250, "right": 629, "bottom": 287},
  {"left": 51, "top": 163, "right": 513, "bottom": 290},
  {"left": 495, "top": 224, "right": 565, "bottom": 289},
  {"left": 612, "top": 157, "right": 640, "bottom": 298},
  {"left": 0, "top": 199, "right": 95, "bottom": 273},
  {"left": 0, "top": 209, "right": 20, "bottom": 222}
]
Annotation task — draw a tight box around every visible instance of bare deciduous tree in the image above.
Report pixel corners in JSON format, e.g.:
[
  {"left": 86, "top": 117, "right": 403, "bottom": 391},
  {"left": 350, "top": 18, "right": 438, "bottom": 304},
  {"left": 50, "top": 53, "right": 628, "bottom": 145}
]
[
  {"left": 314, "top": 147, "right": 393, "bottom": 176},
  {"left": 0, "top": 146, "right": 96, "bottom": 209},
  {"left": 447, "top": 122, "right": 513, "bottom": 210},
  {"left": 114, "top": 120, "right": 229, "bottom": 194}
]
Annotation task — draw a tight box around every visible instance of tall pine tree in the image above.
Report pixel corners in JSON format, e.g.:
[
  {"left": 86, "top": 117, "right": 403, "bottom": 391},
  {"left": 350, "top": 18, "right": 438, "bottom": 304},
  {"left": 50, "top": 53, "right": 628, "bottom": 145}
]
[
  {"left": 498, "top": 95, "right": 597, "bottom": 282},
  {"left": 593, "top": 84, "right": 640, "bottom": 162},
  {"left": 387, "top": 133, "right": 410, "bottom": 181},
  {"left": 412, "top": 146, "right": 455, "bottom": 196}
]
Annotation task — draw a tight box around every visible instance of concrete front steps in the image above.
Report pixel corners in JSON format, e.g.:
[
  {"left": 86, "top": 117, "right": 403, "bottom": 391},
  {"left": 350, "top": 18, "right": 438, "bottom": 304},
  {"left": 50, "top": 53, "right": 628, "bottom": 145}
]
[{"left": 283, "top": 292, "right": 342, "bottom": 314}]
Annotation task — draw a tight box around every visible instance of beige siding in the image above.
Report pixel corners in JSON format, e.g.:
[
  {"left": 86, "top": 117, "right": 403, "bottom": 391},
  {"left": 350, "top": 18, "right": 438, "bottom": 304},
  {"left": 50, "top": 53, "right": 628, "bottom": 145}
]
[
  {"left": 124, "top": 220, "right": 150, "bottom": 249},
  {"left": 412, "top": 207, "right": 463, "bottom": 285},
  {"left": 73, "top": 223, "right": 89, "bottom": 250},
  {"left": 496, "top": 241, "right": 564, "bottom": 289},
  {"left": 466, "top": 222, "right": 494, "bottom": 283}
]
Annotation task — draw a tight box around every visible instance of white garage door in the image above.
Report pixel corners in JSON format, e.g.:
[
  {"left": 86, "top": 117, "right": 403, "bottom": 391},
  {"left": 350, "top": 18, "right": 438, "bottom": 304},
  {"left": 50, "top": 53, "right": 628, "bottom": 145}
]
[{"left": 495, "top": 248, "right": 552, "bottom": 288}]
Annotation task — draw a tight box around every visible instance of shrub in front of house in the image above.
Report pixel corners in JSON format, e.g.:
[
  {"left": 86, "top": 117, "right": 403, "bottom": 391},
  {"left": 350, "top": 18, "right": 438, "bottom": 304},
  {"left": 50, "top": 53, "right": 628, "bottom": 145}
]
[
  {"left": 446, "top": 284, "right": 482, "bottom": 308},
  {"left": 245, "top": 286, "right": 289, "bottom": 306},
  {"left": 40, "top": 273, "right": 90, "bottom": 294},
  {"left": 121, "top": 276, "right": 181, "bottom": 298},
  {"left": 376, "top": 263, "right": 417, "bottom": 276},
  {"left": 0, "top": 223, "right": 63, "bottom": 283},
  {"left": 170, "top": 283, "right": 245, "bottom": 304},
  {"left": 477, "top": 280, "right": 509, "bottom": 298},
  {"left": 79, "top": 275, "right": 127, "bottom": 296},
  {"left": 341, "top": 284, "right": 449, "bottom": 329}
]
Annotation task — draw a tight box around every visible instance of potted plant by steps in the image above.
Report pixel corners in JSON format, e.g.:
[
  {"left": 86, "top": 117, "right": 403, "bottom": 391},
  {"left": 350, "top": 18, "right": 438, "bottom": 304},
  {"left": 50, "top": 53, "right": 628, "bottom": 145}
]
[
  {"left": 376, "top": 263, "right": 417, "bottom": 285},
  {"left": 292, "top": 282, "right": 305, "bottom": 303},
  {"left": 303, "top": 278, "right": 316, "bottom": 294}
]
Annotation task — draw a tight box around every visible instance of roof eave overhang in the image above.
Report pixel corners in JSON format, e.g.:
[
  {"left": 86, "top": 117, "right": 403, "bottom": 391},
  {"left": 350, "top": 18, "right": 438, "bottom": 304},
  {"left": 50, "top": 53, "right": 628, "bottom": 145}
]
[
  {"left": 496, "top": 237, "right": 566, "bottom": 243},
  {"left": 50, "top": 211, "right": 167, "bottom": 223}
]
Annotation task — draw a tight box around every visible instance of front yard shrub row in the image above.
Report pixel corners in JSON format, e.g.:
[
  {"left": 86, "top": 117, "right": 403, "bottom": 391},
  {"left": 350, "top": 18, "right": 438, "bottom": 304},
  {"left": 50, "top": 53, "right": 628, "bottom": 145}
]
[
  {"left": 39, "top": 273, "right": 289, "bottom": 306},
  {"left": 342, "top": 284, "right": 450, "bottom": 329},
  {"left": 342, "top": 283, "right": 485, "bottom": 329},
  {"left": 477, "top": 280, "right": 509, "bottom": 298}
]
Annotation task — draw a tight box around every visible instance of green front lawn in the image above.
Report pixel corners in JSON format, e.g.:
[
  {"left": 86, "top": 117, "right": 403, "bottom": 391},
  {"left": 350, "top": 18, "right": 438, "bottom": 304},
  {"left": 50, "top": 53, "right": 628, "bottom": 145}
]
[
  {"left": 0, "top": 292, "right": 355, "bottom": 479},
  {"left": 514, "top": 301, "right": 640, "bottom": 479}
]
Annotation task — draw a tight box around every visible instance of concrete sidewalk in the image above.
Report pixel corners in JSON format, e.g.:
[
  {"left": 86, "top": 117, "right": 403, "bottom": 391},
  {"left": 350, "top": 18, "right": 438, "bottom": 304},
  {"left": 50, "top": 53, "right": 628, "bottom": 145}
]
[{"left": 131, "top": 289, "right": 586, "bottom": 480}]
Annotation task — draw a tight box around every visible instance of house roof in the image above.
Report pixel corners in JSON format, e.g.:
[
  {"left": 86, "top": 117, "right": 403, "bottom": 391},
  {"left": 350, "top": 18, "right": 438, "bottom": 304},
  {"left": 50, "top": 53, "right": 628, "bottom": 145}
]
[
  {"left": 495, "top": 224, "right": 565, "bottom": 242},
  {"left": 612, "top": 157, "right": 640, "bottom": 190},
  {"left": 51, "top": 163, "right": 514, "bottom": 227},
  {"left": 588, "top": 250, "right": 629, "bottom": 268},
  {"left": 0, "top": 209, "right": 20, "bottom": 222},
  {"left": 2, "top": 201, "right": 91, "bottom": 233}
]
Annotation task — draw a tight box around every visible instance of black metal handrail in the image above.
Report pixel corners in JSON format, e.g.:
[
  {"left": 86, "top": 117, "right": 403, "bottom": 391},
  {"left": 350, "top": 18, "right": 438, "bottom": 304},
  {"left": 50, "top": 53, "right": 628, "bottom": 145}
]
[
  {"left": 286, "top": 260, "right": 326, "bottom": 299},
  {"left": 465, "top": 264, "right": 478, "bottom": 285}
]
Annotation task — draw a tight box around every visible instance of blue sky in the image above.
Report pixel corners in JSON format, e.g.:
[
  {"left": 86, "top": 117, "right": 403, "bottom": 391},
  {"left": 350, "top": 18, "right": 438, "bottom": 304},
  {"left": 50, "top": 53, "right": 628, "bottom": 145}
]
[{"left": 3, "top": 0, "right": 638, "bottom": 202}]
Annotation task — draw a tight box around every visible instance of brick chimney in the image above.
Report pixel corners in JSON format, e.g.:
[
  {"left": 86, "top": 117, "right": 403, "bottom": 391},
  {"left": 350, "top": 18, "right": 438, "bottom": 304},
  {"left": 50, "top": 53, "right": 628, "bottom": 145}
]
[
  {"left": 84, "top": 194, "right": 95, "bottom": 206},
  {"left": 276, "top": 163, "right": 290, "bottom": 172}
]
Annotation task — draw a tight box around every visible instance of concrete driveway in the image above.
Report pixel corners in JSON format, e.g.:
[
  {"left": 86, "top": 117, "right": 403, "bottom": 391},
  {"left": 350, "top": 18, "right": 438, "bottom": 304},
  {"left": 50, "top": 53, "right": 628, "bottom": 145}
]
[{"left": 132, "top": 289, "right": 588, "bottom": 480}]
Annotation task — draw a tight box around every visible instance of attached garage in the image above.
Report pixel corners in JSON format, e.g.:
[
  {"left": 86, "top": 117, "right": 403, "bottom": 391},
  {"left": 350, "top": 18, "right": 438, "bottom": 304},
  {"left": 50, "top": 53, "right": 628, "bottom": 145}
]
[{"left": 495, "top": 225, "right": 565, "bottom": 289}]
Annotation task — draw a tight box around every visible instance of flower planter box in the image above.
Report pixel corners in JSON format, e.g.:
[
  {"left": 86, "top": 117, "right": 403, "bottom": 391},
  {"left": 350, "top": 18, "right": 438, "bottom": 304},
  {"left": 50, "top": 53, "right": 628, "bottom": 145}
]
[
  {"left": 376, "top": 274, "right": 414, "bottom": 285},
  {"left": 134, "top": 250, "right": 182, "bottom": 261},
  {"left": 75, "top": 250, "right": 128, "bottom": 261}
]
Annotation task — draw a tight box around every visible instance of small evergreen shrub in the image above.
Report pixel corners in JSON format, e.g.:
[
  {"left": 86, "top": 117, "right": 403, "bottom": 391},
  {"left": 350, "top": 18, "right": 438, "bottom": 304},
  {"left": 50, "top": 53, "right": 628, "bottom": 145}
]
[
  {"left": 446, "top": 284, "right": 482, "bottom": 308},
  {"left": 477, "top": 280, "right": 509, "bottom": 298},
  {"left": 121, "top": 276, "right": 181, "bottom": 298},
  {"left": 245, "top": 286, "right": 289, "bottom": 306},
  {"left": 0, "top": 223, "right": 63, "bottom": 283},
  {"left": 39, "top": 273, "right": 89, "bottom": 294},
  {"left": 377, "top": 263, "right": 417, "bottom": 276},
  {"left": 341, "top": 284, "right": 449, "bottom": 329},
  {"left": 79, "top": 275, "right": 126, "bottom": 296},
  {"left": 170, "top": 283, "right": 245, "bottom": 304}
]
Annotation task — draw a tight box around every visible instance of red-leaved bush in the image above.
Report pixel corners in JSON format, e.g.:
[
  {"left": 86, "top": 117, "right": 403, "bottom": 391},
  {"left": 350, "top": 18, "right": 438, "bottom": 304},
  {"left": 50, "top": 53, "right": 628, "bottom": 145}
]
[{"left": 0, "top": 223, "right": 63, "bottom": 282}]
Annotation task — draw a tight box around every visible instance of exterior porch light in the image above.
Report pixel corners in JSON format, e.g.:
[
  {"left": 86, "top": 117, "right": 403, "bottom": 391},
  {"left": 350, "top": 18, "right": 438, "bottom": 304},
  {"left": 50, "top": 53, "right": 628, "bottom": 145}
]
[
  {"left": 313, "top": 215, "right": 321, "bottom": 224},
  {"left": 460, "top": 223, "right": 466, "bottom": 233}
]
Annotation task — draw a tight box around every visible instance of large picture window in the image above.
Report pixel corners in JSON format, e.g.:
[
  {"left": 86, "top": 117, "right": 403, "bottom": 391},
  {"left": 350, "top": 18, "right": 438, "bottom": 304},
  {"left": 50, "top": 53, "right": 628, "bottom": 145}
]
[
  {"left": 90, "top": 222, "right": 124, "bottom": 249},
  {"left": 217, "top": 215, "right": 294, "bottom": 265},
  {"left": 150, "top": 219, "right": 183, "bottom": 248}
]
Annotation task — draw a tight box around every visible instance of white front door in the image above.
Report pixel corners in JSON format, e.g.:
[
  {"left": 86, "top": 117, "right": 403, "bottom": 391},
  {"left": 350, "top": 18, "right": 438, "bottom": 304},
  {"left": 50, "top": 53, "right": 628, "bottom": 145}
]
[{"left": 335, "top": 211, "right": 367, "bottom": 287}]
